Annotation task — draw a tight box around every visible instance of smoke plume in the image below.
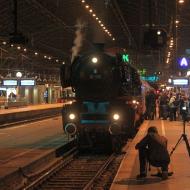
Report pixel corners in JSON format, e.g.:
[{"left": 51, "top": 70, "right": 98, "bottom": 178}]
[{"left": 71, "top": 19, "right": 85, "bottom": 63}]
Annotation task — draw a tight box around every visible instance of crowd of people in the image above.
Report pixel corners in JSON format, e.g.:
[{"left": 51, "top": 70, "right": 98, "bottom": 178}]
[{"left": 145, "top": 90, "right": 190, "bottom": 121}]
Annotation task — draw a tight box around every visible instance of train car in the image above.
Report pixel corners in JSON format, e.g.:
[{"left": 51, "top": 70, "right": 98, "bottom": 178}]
[{"left": 60, "top": 44, "right": 144, "bottom": 152}]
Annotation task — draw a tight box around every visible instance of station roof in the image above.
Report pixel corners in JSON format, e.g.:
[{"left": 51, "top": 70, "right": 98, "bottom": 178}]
[{"left": 0, "top": 0, "right": 189, "bottom": 81}]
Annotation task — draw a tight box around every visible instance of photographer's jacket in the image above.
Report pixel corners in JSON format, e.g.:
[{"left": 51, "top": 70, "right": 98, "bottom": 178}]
[{"left": 135, "top": 132, "right": 170, "bottom": 164}]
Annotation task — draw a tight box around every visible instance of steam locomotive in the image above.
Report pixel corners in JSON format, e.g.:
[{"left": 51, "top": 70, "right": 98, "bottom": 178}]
[{"left": 60, "top": 44, "right": 145, "bottom": 152}]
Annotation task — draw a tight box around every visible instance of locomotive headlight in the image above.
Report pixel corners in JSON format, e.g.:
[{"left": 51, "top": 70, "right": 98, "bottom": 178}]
[
  {"left": 91, "top": 57, "right": 98, "bottom": 63},
  {"left": 69, "top": 113, "right": 76, "bottom": 120},
  {"left": 113, "top": 113, "right": 120, "bottom": 121}
]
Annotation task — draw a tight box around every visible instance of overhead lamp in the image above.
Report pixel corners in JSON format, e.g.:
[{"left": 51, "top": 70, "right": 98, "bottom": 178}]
[
  {"left": 62, "top": 61, "right": 65, "bottom": 64},
  {"left": 44, "top": 55, "right": 47, "bottom": 59},
  {"left": 24, "top": 48, "right": 27, "bottom": 52},
  {"left": 56, "top": 59, "right": 59, "bottom": 63},
  {"left": 17, "top": 46, "right": 21, "bottom": 50},
  {"left": 48, "top": 57, "right": 51, "bottom": 60},
  {"left": 11, "top": 44, "right": 14, "bottom": 47},
  {"left": 157, "top": 30, "right": 161, "bottom": 35},
  {"left": 16, "top": 71, "right": 22, "bottom": 78},
  {"left": 2, "top": 41, "right": 6, "bottom": 45},
  {"left": 35, "top": 52, "right": 38, "bottom": 55},
  {"left": 92, "top": 14, "right": 96, "bottom": 17},
  {"left": 85, "top": 5, "right": 89, "bottom": 9},
  {"left": 89, "top": 9, "right": 93, "bottom": 13},
  {"left": 176, "top": 20, "right": 179, "bottom": 24},
  {"left": 81, "top": 0, "right": 85, "bottom": 3},
  {"left": 179, "top": 0, "right": 184, "bottom": 3}
]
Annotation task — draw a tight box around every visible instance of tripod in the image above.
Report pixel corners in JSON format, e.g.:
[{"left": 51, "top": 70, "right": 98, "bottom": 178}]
[{"left": 170, "top": 119, "right": 190, "bottom": 157}]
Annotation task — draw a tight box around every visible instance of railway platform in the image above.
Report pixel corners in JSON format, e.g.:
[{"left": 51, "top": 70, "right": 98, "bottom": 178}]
[
  {"left": 110, "top": 119, "right": 190, "bottom": 190},
  {"left": 0, "top": 102, "right": 72, "bottom": 127}
]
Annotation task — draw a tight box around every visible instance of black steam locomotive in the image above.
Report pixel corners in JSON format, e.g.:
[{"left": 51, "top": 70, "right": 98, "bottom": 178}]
[{"left": 60, "top": 45, "right": 143, "bottom": 152}]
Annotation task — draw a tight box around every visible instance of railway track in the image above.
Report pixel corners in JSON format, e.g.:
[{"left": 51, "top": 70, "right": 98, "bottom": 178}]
[{"left": 23, "top": 152, "right": 115, "bottom": 190}]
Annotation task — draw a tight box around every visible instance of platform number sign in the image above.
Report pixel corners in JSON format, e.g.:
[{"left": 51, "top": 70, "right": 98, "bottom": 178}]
[{"left": 122, "top": 54, "right": 129, "bottom": 63}]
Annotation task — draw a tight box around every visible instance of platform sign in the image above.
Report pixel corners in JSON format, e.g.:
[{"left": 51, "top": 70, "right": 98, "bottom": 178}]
[
  {"left": 179, "top": 57, "right": 189, "bottom": 68},
  {"left": 3, "top": 80, "right": 18, "bottom": 86},
  {"left": 20, "top": 79, "right": 35, "bottom": 86},
  {"left": 141, "top": 75, "right": 159, "bottom": 82},
  {"left": 173, "top": 78, "right": 189, "bottom": 86},
  {"left": 122, "top": 54, "right": 129, "bottom": 63}
]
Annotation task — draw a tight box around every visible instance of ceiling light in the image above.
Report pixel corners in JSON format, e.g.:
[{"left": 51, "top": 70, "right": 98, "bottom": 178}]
[
  {"left": 35, "top": 52, "right": 38, "bottom": 55},
  {"left": 157, "top": 30, "right": 161, "bottom": 35},
  {"left": 2, "top": 41, "right": 6, "bottom": 45},
  {"left": 16, "top": 71, "right": 22, "bottom": 78},
  {"left": 179, "top": 0, "right": 184, "bottom": 3},
  {"left": 85, "top": 5, "right": 89, "bottom": 9},
  {"left": 17, "top": 46, "right": 21, "bottom": 50},
  {"left": 24, "top": 48, "right": 27, "bottom": 52}
]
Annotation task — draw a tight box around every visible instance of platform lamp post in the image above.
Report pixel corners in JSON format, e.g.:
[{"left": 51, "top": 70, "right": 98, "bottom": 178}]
[{"left": 16, "top": 71, "right": 22, "bottom": 102}]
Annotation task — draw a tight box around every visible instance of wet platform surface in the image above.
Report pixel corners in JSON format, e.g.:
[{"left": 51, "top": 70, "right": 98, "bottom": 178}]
[{"left": 111, "top": 119, "right": 190, "bottom": 190}]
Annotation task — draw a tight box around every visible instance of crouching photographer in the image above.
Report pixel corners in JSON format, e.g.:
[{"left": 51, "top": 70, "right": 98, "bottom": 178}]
[{"left": 135, "top": 126, "right": 171, "bottom": 180}]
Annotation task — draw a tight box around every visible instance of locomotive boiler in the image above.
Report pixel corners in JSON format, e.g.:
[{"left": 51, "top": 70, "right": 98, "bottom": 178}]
[{"left": 60, "top": 44, "right": 143, "bottom": 152}]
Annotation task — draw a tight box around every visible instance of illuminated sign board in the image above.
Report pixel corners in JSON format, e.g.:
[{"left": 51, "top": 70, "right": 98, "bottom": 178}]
[
  {"left": 122, "top": 54, "right": 129, "bottom": 63},
  {"left": 20, "top": 80, "right": 35, "bottom": 86},
  {"left": 179, "top": 57, "right": 189, "bottom": 68},
  {"left": 173, "top": 79, "right": 189, "bottom": 85},
  {"left": 3, "top": 80, "right": 18, "bottom": 86},
  {"left": 141, "top": 76, "right": 159, "bottom": 82},
  {"left": 0, "top": 87, "right": 6, "bottom": 91},
  {"left": 138, "top": 69, "right": 147, "bottom": 76}
]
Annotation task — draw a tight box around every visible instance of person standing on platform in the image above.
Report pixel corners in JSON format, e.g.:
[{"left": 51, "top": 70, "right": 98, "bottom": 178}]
[
  {"left": 168, "top": 96, "right": 177, "bottom": 121},
  {"left": 158, "top": 92, "right": 169, "bottom": 119},
  {"left": 135, "top": 126, "right": 170, "bottom": 180},
  {"left": 145, "top": 90, "right": 156, "bottom": 120}
]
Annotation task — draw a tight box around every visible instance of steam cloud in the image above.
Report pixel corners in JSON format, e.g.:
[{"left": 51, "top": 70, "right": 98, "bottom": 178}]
[{"left": 71, "top": 19, "right": 85, "bottom": 63}]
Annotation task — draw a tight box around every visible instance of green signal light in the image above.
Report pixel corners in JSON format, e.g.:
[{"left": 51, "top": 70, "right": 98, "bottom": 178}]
[{"left": 122, "top": 54, "right": 129, "bottom": 63}]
